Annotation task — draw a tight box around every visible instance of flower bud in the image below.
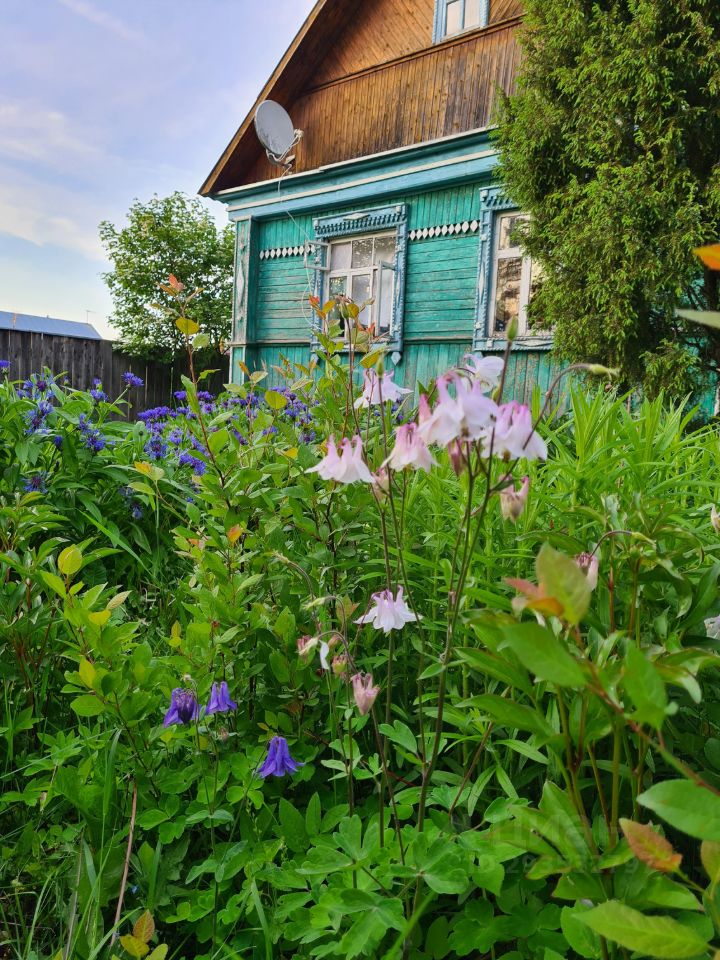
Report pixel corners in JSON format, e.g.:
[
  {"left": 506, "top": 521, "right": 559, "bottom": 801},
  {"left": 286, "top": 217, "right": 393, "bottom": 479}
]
[
  {"left": 575, "top": 552, "right": 599, "bottom": 591},
  {"left": 506, "top": 314, "right": 519, "bottom": 342},
  {"left": 499, "top": 475, "right": 530, "bottom": 522},
  {"left": 711, "top": 505, "right": 720, "bottom": 534}
]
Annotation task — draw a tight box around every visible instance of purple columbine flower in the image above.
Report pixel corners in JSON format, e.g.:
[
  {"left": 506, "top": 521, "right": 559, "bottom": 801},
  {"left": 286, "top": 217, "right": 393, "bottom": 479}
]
[
  {"left": 257, "top": 736, "right": 303, "bottom": 779},
  {"left": 123, "top": 372, "right": 144, "bottom": 388},
  {"left": 163, "top": 688, "right": 200, "bottom": 727},
  {"left": 205, "top": 681, "right": 237, "bottom": 716}
]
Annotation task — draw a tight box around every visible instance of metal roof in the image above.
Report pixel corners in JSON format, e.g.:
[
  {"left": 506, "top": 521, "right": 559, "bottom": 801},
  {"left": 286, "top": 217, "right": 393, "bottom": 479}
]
[{"left": 0, "top": 311, "right": 103, "bottom": 340}]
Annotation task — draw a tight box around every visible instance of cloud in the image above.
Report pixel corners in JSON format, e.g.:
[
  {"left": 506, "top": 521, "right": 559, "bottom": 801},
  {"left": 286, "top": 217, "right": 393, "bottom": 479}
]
[
  {"left": 56, "top": 0, "right": 145, "bottom": 44},
  {"left": 0, "top": 176, "right": 107, "bottom": 262},
  {"left": 0, "top": 102, "right": 102, "bottom": 168}
]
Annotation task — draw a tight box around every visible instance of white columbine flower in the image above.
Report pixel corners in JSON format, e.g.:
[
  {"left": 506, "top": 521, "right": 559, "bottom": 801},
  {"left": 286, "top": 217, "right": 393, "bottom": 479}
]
[
  {"left": 464, "top": 354, "right": 505, "bottom": 392},
  {"left": 385, "top": 424, "right": 435, "bottom": 473},
  {"left": 355, "top": 586, "right": 419, "bottom": 634},
  {"left": 307, "top": 435, "right": 374, "bottom": 484},
  {"left": 355, "top": 369, "right": 411, "bottom": 408}
]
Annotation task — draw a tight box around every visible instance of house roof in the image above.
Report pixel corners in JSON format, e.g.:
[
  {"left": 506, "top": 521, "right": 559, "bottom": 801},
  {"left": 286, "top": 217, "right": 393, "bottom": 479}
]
[
  {"left": 0, "top": 311, "right": 103, "bottom": 340},
  {"left": 200, "top": 0, "right": 360, "bottom": 197}
]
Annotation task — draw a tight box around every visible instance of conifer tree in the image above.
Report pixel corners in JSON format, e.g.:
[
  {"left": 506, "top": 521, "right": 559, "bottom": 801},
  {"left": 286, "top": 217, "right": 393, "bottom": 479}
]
[{"left": 497, "top": 0, "right": 720, "bottom": 395}]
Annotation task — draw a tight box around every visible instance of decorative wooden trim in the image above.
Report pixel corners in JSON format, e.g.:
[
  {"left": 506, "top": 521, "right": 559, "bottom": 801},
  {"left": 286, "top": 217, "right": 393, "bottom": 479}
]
[
  {"left": 232, "top": 217, "right": 257, "bottom": 381},
  {"left": 409, "top": 220, "right": 480, "bottom": 240},
  {"left": 311, "top": 204, "right": 408, "bottom": 355},
  {"left": 473, "top": 186, "right": 516, "bottom": 351},
  {"left": 259, "top": 244, "right": 315, "bottom": 260}
]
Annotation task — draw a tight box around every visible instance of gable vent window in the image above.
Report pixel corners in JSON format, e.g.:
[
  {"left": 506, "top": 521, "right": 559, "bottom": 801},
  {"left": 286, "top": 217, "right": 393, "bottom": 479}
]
[{"left": 435, "top": 0, "right": 487, "bottom": 41}]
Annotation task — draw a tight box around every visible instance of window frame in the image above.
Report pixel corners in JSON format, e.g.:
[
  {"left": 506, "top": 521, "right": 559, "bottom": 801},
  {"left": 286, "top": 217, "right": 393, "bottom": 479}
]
[
  {"left": 312, "top": 205, "right": 408, "bottom": 357},
  {"left": 326, "top": 231, "right": 397, "bottom": 338},
  {"left": 473, "top": 187, "right": 552, "bottom": 353},
  {"left": 488, "top": 211, "right": 534, "bottom": 338},
  {"left": 433, "top": 0, "right": 489, "bottom": 42}
]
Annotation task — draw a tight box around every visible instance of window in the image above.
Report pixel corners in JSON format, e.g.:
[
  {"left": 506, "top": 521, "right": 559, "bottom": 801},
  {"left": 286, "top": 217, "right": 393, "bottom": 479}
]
[
  {"left": 326, "top": 232, "right": 397, "bottom": 338},
  {"left": 313, "top": 205, "right": 408, "bottom": 356},
  {"left": 490, "top": 212, "right": 544, "bottom": 337},
  {"left": 434, "top": 0, "right": 487, "bottom": 40}
]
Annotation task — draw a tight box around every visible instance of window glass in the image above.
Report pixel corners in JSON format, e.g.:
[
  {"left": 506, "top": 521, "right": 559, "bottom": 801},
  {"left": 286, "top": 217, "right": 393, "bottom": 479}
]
[
  {"left": 465, "top": 0, "right": 482, "bottom": 27},
  {"left": 498, "top": 213, "right": 526, "bottom": 251},
  {"left": 445, "top": 0, "right": 462, "bottom": 35},
  {"left": 330, "top": 242, "right": 352, "bottom": 270},
  {"left": 352, "top": 274, "right": 372, "bottom": 306},
  {"left": 373, "top": 235, "right": 396, "bottom": 266},
  {"left": 329, "top": 276, "right": 347, "bottom": 297},
  {"left": 351, "top": 238, "right": 373, "bottom": 269},
  {"left": 493, "top": 257, "right": 522, "bottom": 334},
  {"left": 378, "top": 265, "right": 394, "bottom": 331}
]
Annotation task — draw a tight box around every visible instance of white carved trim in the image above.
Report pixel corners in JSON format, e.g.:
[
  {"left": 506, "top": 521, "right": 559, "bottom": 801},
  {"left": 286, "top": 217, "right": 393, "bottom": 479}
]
[
  {"left": 258, "top": 243, "right": 315, "bottom": 260},
  {"left": 408, "top": 220, "right": 479, "bottom": 241}
]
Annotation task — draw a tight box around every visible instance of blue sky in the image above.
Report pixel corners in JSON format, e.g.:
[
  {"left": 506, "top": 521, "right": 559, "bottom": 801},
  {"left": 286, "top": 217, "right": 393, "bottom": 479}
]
[{"left": 0, "top": 0, "right": 315, "bottom": 337}]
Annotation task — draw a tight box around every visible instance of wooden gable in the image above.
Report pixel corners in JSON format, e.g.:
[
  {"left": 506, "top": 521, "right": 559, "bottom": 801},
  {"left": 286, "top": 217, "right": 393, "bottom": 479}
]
[{"left": 201, "top": 0, "right": 523, "bottom": 196}]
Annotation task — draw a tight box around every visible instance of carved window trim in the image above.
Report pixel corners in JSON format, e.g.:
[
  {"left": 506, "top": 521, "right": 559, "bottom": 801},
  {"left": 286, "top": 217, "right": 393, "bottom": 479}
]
[
  {"left": 473, "top": 188, "right": 553, "bottom": 353},
  {"left": 312, "top": 205, "right": 408, "bottom": 357}
]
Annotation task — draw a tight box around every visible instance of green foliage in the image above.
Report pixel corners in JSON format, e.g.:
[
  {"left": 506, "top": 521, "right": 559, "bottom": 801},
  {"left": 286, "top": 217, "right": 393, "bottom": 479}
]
[
  {"left": 99, "top": 192, "right": 234, "bottom": 362},
  {"left": 496, "top": 0, "right": 720, "bottom": 396},
  {"left": 5, "top": 336, "right": 720, "bottom": 960}
]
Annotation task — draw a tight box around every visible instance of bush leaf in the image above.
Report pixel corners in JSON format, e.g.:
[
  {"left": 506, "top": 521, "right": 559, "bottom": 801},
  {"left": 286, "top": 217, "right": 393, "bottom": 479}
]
[
  {"left": 578, "top": 901, "right": 709, "bottom": 957},
  {"left": 619, "top": 819, "right": 681, "bottom": 873},
  {"left": 638, "top": 780, "right": 720, "bottom": 840}
]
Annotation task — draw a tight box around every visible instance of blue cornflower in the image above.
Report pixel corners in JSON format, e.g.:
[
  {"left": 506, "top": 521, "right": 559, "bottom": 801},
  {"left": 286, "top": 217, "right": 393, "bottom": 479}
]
[
  {"left": 0, "top": 360, "right": 9, "bottom": 371},
  {"left": 300, "top": 429, "right": 317, "bottom": 444},
  {"left": 163, "top": 688, "right": 200, "bottom": 727},
  {"left": 131, "top": 503, "right": 143, "bottom": 520},
  {"left": 232, "top": 429, "right": 248, "bottom": 446},
  {"left": 144, "top": 435, "right": 168, "bottom": 460},
  {"left": 123, "top": 372, "right": 144, "bottom": 388},
  {"left": 23, "top": 473, "right": 47, "bottom": 493},
  {"left": 262, "top": 426, "right": 278, "bottom": 437},
  {"left": 137, "top": 405, "right": 174, "bottom": 424},
  {"left": 258, "top": 736, "right": 303, "bottom": 779},
  {"left": 90, "top": 386, "right": 108, "bottom": 403},
  {"left": 178, "top": 452, "right": 206, "bottom": 474},
  {"left": 205, "top": 681, "right": 237, "bottom": 716},
  {"left": 173, "top": 390, "right": 187, "bottom": 402},
  {"left": 51, "top": 435, "right": 63, "bottom": 449},
  {"left": 84, "top": 430, "right": 106, "bottom": 452},
  {"left": 197, "top": 390, "right": 214, "bottom": 402}
]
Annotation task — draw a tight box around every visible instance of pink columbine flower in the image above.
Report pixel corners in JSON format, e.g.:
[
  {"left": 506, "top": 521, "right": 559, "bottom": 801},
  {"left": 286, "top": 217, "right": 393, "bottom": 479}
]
[
  {"left": 355, "top": 369, "right": 411, "bottom": 408},
  {"left": 351, "top": 673, "right": 380, "bottom": 716},
  {"left": 418, "top": 374, "right": 497, "bottom": 447},
  {"left": 385, "top": 423, "right": 435, "bottom": 473},
  {"left": 447, "top": 439, "right": 469, "bottom": 476},
  {"left": 307, "top": 435, "right": 374, "bottom": 484},
  {"left": 575, "top": 552, "right": 599, "bottom": 591},
  {"left": 483, "top": 402, "right": 547, "bottom": 461},
  {"left": 297, "top": 635, "right": 319, "bottom": 659},
  {"left": 332, "top": 654, "right": 349, "bottom": 678},
  {"left": 355, "top": 585, "right": 419, "bottom": 634},
  {"left": 464, "top": 354, "right": 505, "bottom": 392},
  {"left": 499, "top": 475, "right": 530, "bottom": 522},
  {"left": 372, "top": 467, "right": 391, "bottom": 496}
]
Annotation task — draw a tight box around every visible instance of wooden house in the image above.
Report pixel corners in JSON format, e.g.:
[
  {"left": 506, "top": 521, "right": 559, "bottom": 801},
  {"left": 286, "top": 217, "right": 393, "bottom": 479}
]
[{"left": 201, "top": 0, "right": 559, "bottom": 398}]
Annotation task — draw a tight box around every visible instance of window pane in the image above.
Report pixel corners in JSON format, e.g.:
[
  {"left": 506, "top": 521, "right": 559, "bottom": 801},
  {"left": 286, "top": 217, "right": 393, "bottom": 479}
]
[
  {"left": 445, "top": 0, "right": 462, "bottom": 35},
  {"left": 330, "top": 242, "right": 351, "bottom": 270},
  {"left": 329, "top": 276, "right": 347, "bottom": 297},
  {"left": 498, "top": 213, "right": 526, "bottom": 251},
  {"left": 373, "top": 234, "right": 396, "bottom": 266},
  {"left": 465, "top": 0, "right": 482, "bottom": 27},
  {"left": 377, "top": 265, "right": 394, "bottom": 332},
  {"left": 352, "top": 238, "right": 373, "bottom": 268},
  {"left": 352, "top": 273, "right": 372, "bottom": 305},
  {"left": 493, "top": 257, "right": 522, "bottom": 334}
]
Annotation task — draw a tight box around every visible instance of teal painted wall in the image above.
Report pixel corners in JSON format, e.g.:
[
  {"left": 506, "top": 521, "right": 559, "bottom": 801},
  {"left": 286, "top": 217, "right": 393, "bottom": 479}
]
[{"left": 231, "top": 179, "right": 562, "bottom": 403}]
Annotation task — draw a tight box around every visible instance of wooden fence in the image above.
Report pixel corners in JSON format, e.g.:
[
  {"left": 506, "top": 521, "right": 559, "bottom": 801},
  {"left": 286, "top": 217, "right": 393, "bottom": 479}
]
[{"left": 0, "top": 330, "right": 230, "bottom": 409}]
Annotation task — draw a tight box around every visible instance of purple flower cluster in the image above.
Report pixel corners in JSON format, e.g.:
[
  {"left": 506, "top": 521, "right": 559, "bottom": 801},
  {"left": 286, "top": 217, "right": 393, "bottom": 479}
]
[
  {"left": 163, "top": 680, "right": 237, "bottom": 727},
  {"left": 123, "top": 372, "right": 144, "bottom": 388},
  {"left": 89, "top": 378, "right": 109, "bottom": 403},
  {"left": 18, "top": 373, "right": 55, "bottom": 400},
  {"left": 25, "top": 399, "right": 54, "bottom": 434},
  {"left": 120, "top": 485, "right": 143, "bottom": 519},
  {"left": 0, "top": 359, "right": 10, "bottom": 372},
  {"left": 77, "top": 413, "right": 106, "bottom": 452}
]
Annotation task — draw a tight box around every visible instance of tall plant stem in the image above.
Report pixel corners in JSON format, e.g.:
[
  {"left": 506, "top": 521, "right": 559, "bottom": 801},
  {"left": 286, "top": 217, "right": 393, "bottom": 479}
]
[{"left": 111, "top": 782, "right": 137, "bottom": 945}]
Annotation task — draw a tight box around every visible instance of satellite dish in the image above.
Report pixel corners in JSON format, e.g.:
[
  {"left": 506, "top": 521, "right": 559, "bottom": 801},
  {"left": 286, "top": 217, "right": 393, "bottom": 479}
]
[{"left": 254, "top": 100, "right": 301, "bottom": 166}]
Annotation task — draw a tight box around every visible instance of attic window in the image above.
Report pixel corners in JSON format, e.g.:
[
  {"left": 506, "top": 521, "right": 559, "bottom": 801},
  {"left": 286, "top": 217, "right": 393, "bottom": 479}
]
[{"left": 434, "top": 0, "right": 488, "bottom": 41}]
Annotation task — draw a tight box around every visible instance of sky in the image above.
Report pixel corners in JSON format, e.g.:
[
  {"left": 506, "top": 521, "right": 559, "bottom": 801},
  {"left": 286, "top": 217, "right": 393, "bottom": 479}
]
[{"left": 0, "top": 0, "right": 316, "bottom": 338}]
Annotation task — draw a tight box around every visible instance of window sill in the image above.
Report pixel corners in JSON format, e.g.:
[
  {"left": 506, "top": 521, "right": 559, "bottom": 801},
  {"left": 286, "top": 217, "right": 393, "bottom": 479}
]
[{"left": 475, "top": 335, "right": 554, "bottom": 353}]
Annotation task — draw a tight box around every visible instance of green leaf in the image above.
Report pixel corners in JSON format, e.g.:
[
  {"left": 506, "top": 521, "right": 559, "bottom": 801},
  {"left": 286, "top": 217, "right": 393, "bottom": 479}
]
[
  {"left": 378, "top": 720, "right": 417, "bottom": 755},
  {"left": 268, "top": 650, "right": 290, "bottom": 684},
  {"left": 278, "top": 798, "right": 308, "bottom": 854},
  {"left": 70, "top": 695, "right": 105, "bottom": 717},
  {"left": 265, "top": 389, "right": 288, "bottom": 410},
  {"left": 137, "top": 810, "right": 170, "bottom": 830},
  {"left": 561, "top": 905, "right": 601, "bottom": 959},
  {"left": 40, "top": 571, "right": 66, "bottom": 598},
  {"left": 58, "top": 545, "right": 83, "bottom": 577},
  {"left": 578, "top": 901, "right": 709, "bottom": 957},
  {"left": 466, "top": 694, "right": 559, "bottom": 744},
  {"left": 701, "top": 840, "right": 720, "bottom": 885},
  {"left": 623, "top": 646, "right": 668, "bottom": 729},
  {"left": 676, "top": 308, "right": 720, "bottom": 330},
  {"left": 192, "top": 332, "right": 210, "bottom": 350},
  {"left": 175, "top": 317, "right": 199, "bottom": 336},
  {"left": 535, "top": 543, "right": 592, "bottom": 626},
  {"left": 499, "top": 621, "right": 585, "bottom": 687},
  {"left": 305, "top": 793, "right": 321, "bottom": 838},
  {"left": 638, "top": 780, "right": 720, "bottom": 841}
]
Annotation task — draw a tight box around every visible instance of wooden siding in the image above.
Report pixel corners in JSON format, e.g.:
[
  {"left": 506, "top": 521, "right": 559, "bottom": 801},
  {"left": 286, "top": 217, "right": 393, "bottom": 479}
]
[
  {"left": 0, "top": 330, "right": 229, "bottom": 408},
  {"left": 312, "top": 0, "right": 436, "bottom": 86},
  {"left": 490, "top": 0, "right": 523, "bottom": 23},
  {"left": 219, "top": 19, "right": 521, "bottom": 190}
]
